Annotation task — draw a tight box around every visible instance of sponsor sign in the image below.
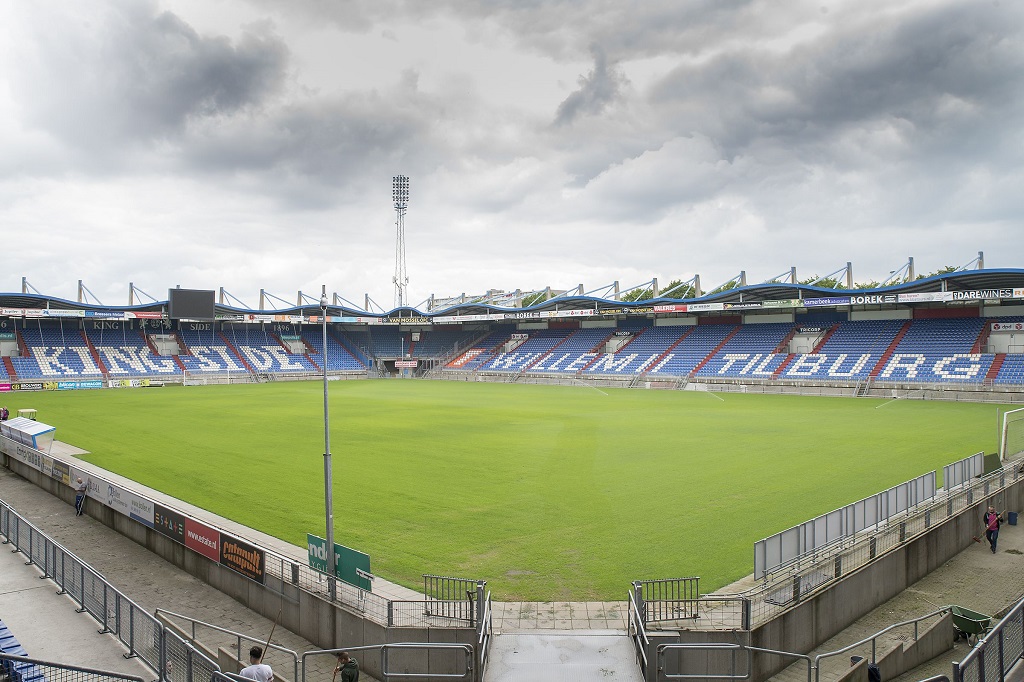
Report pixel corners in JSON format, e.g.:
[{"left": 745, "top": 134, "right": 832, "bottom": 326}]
[
  {"left": 154, "top": 504, "right": 187, "bottom": 543},
  {"left": 0, "top": 332, "right": 15, "bottom": 340},
  {"left": 803, "top": 297, "right": 850, "bottom": 307},
  {"left": 51, "top": 460, "right": 70, "bottom": 485},
  {"left": 126, "top": 312, "right": 165, "bottom": 319},
  {"left": 950, "top": 289, "right": 1014, "bottom": 301},
  {"left": 852, "top": 294, "right": 896, "bottom": 305},
  {"left": 724, "top": 302, "right": 762, "bottom": 310},
  {"left": 510, "top": 333, "right": 529, "bottom": 339},
  {"left": 108, "top": 379, "right": 153, "bottom": 389},
  {"left": 654, "top": 304, "right": 688, "bottom": 313},
  {"left": 613, "top": 331, "right": 633, "bottom": 336},
  {"left": 506, "top": 311, "right": 542, "bottom": 319},
  {"left": 84, "top": 311, "right": 128, "bottom": 319},
  {"left": 1015, "top": 289, "right": 1024, "bottom": 298},
  {"left": 686, "top": 302, "right": 726, "bottom": 312},
  {"left": 897, "top": 292, "right": 953, "bottom": 303},
  {"left": 51, "top": 380, "right": 104, "bottom": 391},
  {"left": 992, "top": 322, "right": 1024, "bottom": 332},
  {"left": 12, "top": 383, "right": 43, "bottom": 391},
  {"left": 42, "top": 309, "right": 85, "bottom": 318},
  {"left": 0, "top": 383, "right": 11, "bottom": 393},
  {"left": 762, "top": 299, "right": 801, "bottom": 309},
  {"left": 185, "top": 519, "right": 221, "bottom": 561},
  {"left": 798, "top": 326, "right": 826, "bottom": 333},
  {"left": 395, "top": 360, "right": 418, "bottom": 368},
  {"left": 220, "top": 534, "right": 266, "bottom": 584},
  {"left": 105, "top": 481, "right": 155, "bottom": 527},
  {"left": 307, "top": 533, "right": 372, "bottom": 590}
]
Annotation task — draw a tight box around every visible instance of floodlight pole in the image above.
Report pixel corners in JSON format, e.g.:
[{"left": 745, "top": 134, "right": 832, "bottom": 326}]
[{"left": 321, "top": 285, "right": 337, "bottom": 600}]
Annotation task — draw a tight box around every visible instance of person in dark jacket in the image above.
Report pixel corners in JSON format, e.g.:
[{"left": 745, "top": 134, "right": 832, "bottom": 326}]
[
  {"left": 333, "top": 652, "right": 358, "bottom": 682},
  {"left": 983, "top": 506, "right": 1003, "bottom": 554}
]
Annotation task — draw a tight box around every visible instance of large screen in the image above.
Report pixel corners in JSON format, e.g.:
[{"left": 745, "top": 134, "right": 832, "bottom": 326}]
[{"left": 167, "top": 288, "right": 216, "bottom": 320}]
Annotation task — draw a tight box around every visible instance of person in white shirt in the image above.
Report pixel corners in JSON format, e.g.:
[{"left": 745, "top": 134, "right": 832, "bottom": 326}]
[{"left": 239, "top": 646, "right": 274, "bottom": 682}]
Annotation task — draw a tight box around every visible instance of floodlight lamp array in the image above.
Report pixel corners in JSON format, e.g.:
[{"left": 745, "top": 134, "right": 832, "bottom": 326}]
[{"left": 392, "top": 175, "right": 410, "bottom": 208}]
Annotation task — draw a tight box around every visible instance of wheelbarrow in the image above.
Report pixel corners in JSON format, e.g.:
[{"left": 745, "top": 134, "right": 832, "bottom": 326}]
[{"left": 951, "top": 605, "right": 992, "bottom": 645}]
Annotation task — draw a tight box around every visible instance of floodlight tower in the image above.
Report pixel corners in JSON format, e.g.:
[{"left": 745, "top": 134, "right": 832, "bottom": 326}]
[{"left": 392, "top": 175, "right": 410, "bottom": 308}]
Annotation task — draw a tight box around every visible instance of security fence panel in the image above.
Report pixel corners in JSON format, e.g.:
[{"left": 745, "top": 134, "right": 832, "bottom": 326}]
[{"left": 754, "top": 471, "right": 939, "bottom": 579}]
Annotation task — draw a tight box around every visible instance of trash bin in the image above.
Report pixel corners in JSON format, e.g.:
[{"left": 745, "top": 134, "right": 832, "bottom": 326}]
[{"left": 1009, "top": 512, "right": 1018, "bottom": 526}]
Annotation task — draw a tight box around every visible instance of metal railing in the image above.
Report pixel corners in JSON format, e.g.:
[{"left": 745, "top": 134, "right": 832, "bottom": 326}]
[
  {"left": 699, "top": 464, "right": 1023, "bottom": 631},
  {"left": 628, "top": 589, "right": 650, "bottom": 679},
  {"left": 954, "top": 593, "right": 1024, "bottom": 682},
  {"left": 655, "top": 642, "right": 812, "bottom": 682},
  {"left": 163, "top": 627, "right": 221, "bottom": 682},
  {"left": 0, "top": 499, "right": 238, "bottom": 682},
  {"left": 654, "top": 606, "right": 947, "bottom": 682},
  {"left": 0, "top": 651, "right": 146, "bottom": 682},
  {"left": 155, "top": 609, "right": 299, "bottom": 682},
  {"left": 300, "top": 644, "right": 476, "bottom": 682},
  {"left": 633, "top": 577, "right": 700, "bottom": 623},
  {"left": 0, "top": 499, "right": 165, "bottom": 676},
  {"left": 813, "top": 606, "right": 951, "bottom": 682},
  {"left": 476, "top": 591, "right": 493, "bottom": 681}
]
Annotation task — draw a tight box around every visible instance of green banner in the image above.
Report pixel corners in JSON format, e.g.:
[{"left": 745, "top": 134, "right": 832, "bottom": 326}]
[{"left": 306, "top": 533, "right": 372, "bottom": 590}]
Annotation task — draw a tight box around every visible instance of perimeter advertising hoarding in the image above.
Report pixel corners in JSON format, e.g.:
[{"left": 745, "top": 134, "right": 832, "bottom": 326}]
[
  {"left": 185, "top": 518, "right": 221, "bottom": 562},
  {"left": 104, "top": 480, "right": 156, "bottom": 527},
  {"left": 220, "top": 534, "right": 266, "bottom": 584},
  {"left": 154, "top": 504, "right": 187, "bottom": 543},
  {"left": 307, "top": 533, "right": 372, "bottom": 590}
]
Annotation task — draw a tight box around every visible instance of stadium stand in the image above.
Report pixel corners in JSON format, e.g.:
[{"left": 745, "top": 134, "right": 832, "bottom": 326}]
[
  {"left": 301, "top": 328, "right": 367, "bottom": 371},
  {"left": 583, "top": 325, "right": 691, "bottom": 376},
  {"left": 530, "top": 328, "right": 613, "bottom": 373},
  {"left": 86, "top": 328, "right": 180, "bottom": 376},
  {"left": 479, "top": 328, "right": 572, "bottom": 372},
  {"left": 780, "top": 320, "right": 904, "bottom": 381},
  {"left": 650, "top": 324, "right": 737, "bottom": 376},
  {"left": 873, "top": 318, "right": 993, "bottom": 383},
  {"left": 10, "top": 327, "right": 104, "bottom": 379},
  {"left": 446, "top": 328, "right": 517, "bottom": 370},
  {"left": 696, "top": 322, "right": 793, "bottom": 378},
  {"left": 175, "top": 328, "right": 248, "bottom": 374}
]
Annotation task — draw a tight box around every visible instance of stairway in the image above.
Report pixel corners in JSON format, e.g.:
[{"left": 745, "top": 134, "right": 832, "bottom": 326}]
[
  {"left": 484, "top": 631, "right": 643, "bottom": 682},
  {"left": 869, "top": 321, "right": 912, "bottom": 379}
]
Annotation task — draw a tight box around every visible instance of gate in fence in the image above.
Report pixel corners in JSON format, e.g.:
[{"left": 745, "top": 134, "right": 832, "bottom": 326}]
[
  {"left": 423, "top": 574, "right": 483, "bottom": 623},
  {"left": 632, "top": 577, "right": 700, "bottom": 623}
]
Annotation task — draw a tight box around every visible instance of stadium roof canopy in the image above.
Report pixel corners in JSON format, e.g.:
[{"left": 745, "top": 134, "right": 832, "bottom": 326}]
[{"left": 2, "top": 268, "right": 1023, "bottom": 320}]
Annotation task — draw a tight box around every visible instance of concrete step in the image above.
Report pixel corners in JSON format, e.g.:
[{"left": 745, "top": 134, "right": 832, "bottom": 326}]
[{"left": 484, "top": 630, "right": 644, "bottom": 682}]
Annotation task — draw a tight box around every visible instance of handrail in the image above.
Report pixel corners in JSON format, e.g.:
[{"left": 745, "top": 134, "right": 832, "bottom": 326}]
[
  {"left": 813, "top": 605, "right": 951, "bottom": 681},
  {"left": 476, "top": 591, "right": 493, "bottom": 682},
  {"left": 628, "top": 589, "right": 650, "bottom": 674},
  {"left": 156, "top": 608, "right": 300, "bottom": 682},
  {"left": 0, "top": 651, "right": 146, "bottom": 682},
  {"left": 301, "top": 644, "right": 475, "bottom": 682}
]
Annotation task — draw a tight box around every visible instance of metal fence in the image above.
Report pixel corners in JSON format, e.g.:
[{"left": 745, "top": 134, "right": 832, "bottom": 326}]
[
  {"left": 668, "top": 463, "right": 1023, "bottom": 631},
  {"left": 755, "top": 471, "right": 937, "bottom": 580},
  {"left": 0, "top": 652, "right": 146, "bottom": 682},
  {"left": 424, "top": 575, "right": 482, "bottom": 623},
  {"left": 0, "top": 499, "right": 217, "bottom": 682},
  {"left": 954, "top": 593, "right": 1024, "bottom": 682},
  {"left": 300, "top": 644, "right": 477, "bottom": 682},
  {"left": 632, "top": 578, "right": 700, "bottom": 623},
  {"left": 0, "top": 500, "right": 164, "bottom": 675},
  {"left": 156, "top": 609, "right": 299, "bottom": 682}
]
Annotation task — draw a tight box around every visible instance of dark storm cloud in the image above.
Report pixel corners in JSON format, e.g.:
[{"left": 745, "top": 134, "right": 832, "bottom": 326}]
[
  {"left": 12, "top": 2, "right": 288, "bottom": 156},
  {"left": 553, "top": 48, "right": 628, "bottom": 126}
]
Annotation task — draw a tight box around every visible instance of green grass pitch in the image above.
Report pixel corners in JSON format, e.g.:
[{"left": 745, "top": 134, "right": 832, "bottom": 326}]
[{"left": 10, "top": 381, "right": 1008, "bottom": 601}]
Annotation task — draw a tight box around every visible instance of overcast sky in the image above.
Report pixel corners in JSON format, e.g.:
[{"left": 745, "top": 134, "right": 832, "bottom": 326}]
[{"left": 1, "top": 0, "right": 1021, "bottom": 311}]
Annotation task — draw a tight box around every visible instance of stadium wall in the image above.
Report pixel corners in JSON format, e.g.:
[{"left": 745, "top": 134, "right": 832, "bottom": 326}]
[
  {"left": 0, "top": 452, "right": 475, "bottom": 682},
  {"left": 654, "top": 474, "right": 1024, "bottom": 682}
]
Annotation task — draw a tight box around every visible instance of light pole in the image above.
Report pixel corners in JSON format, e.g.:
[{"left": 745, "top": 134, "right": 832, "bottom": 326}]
[{"left": 320, "top": 285, "right": 336, "bottom": 599}]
